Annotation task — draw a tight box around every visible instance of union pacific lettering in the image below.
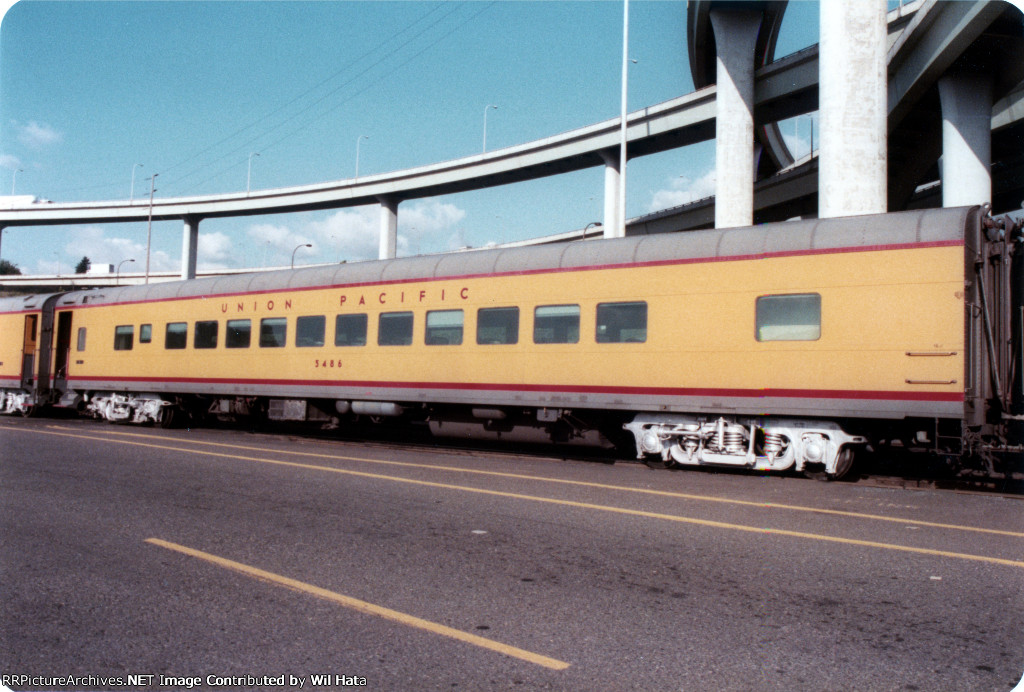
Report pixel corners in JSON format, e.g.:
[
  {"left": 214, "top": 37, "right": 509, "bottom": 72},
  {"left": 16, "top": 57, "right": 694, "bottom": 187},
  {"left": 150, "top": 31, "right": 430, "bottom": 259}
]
[
  {"left": 339, "top": 286, "right": 469, "bottom": 307},
  {"left": 221, "top": 299, "right": 293, "bottom": 313}
]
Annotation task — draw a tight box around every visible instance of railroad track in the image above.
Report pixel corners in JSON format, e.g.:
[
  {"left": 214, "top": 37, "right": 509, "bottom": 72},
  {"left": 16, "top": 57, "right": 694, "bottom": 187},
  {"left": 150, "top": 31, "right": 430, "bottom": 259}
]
[
  {"left": 248, "top": 420, "right": 1024, "bottom": 498},
  {"left": 54, "top": 414, "right": 1023, "bottom": 497}
]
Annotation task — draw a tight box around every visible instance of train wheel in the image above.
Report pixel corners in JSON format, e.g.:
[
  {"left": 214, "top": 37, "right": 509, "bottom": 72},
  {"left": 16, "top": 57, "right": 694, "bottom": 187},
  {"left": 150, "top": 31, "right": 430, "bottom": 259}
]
[
  {"left": 104, "top": 401, "right": 127, "bottom": 424},
  {"left": 159, "top": 405, "right": 181, "bottom": 429},
  {"left": 20, "top": 403, "right": 38, "bottom": 418},
  {"left": 804, "top": 447, "right": 855, "bottom": 481}
]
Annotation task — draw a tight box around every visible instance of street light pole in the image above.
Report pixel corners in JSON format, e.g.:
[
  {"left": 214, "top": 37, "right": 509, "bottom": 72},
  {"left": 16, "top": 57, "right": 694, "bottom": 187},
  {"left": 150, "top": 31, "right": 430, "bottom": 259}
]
[
  {"left": 116, "top": 258, "right": 135, "bottom": 285},
  {"left": 291, "top": 243, "right": 312, "bottom": 269},
  {"left": 145, "top": 174, "right": 158, "bottom": 285},
  {"left": 130, "top": 164, "right": 143, "bottom": 202},
  {"left": 247, "top": 152, "right": 259, "bottom": 195},
  {"left": 483, "top": 105, "right": 498, "bottom": 153},
  {"left": 355, "top": 135, "right": 369, "bottom": 179}
]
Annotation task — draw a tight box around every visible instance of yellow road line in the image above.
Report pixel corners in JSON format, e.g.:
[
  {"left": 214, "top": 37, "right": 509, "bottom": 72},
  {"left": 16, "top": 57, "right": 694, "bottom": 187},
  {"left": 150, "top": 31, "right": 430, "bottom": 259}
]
[
  {"left": 10, "top": 425, "right": 1024, "bottom": 569},
  {"left": 145, "top": 538, "right": 570, "bottom": 671},
  {"left": 37, "top": 423, "right": 1024, "bottom": 539}
]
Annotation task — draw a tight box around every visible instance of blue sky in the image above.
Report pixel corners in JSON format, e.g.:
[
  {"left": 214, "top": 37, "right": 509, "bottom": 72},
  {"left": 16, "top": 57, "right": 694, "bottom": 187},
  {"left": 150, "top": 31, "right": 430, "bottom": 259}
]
[{"left": 0, "top": 1, "right": 820, "bottom": 274}]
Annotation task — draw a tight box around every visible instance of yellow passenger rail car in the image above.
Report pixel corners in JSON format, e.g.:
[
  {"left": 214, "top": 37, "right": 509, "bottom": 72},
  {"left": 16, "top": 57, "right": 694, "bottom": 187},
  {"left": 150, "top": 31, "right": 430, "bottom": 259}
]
[{"left": 2, "top": 207, "right": 1021, "bottom": 479}]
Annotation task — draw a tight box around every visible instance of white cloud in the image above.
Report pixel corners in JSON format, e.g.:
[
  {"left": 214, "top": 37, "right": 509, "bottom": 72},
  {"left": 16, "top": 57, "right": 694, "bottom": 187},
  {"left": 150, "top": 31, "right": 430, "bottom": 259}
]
[
  {"left": 248, "top": 222, "right": 298, "bottom": 246},
  {"left": 400, "top": 200, "right": 466, "bottom": 237},
  {"left": 306, "top": 207, "right": 379, "bottom": 262},
  {"left": 248, "top": 220, "right": 320, "bottom": 267},
  {"left": 245, "top": 199, "right": 468, "bottom": 266},
  {"left": 396, "top": 200, "right": 467, "bottom": 255},
  {"left": 0, "top": 154, "right": 21, "bottom": 170},
  {"left": 647, "top": 169, "right": 717, "bottom": 212},
  {"left": 197, "top": 231, "right": 235, "bottom": 270},
  {"left": 17, "top": 121, "right": 63, "bottom": 148},
  {"left": 56, "top": 226, "right": 174, "bottom": 274}
]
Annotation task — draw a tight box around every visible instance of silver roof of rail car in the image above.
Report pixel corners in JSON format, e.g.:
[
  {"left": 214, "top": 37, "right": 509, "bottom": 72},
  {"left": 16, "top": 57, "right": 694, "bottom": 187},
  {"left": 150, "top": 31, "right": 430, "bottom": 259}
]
[
  {"left": 39, "top": 206, "right": 977, "bottom": 308},
  {"left": 0, "top": 292, "right": 65, "bottom": 313}
]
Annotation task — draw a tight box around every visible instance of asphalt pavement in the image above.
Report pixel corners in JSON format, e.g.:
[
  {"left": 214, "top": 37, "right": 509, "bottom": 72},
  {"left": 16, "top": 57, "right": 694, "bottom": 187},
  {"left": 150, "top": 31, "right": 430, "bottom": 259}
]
[{"left": 2, "top": 417, "right": 1022, "bottom": 691}]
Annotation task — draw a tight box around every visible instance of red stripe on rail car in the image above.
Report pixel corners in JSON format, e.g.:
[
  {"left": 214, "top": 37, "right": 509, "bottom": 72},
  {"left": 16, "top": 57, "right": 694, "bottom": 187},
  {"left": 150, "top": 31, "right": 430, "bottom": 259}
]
[{"left": 65, "top": 375, "right": 964, "bottom": 403}]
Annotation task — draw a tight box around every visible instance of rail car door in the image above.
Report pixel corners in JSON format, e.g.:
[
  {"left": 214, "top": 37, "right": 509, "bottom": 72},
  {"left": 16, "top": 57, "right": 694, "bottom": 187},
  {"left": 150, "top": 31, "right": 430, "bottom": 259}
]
[
  {"left": 31, "top": 294, "right": 61, "bottom": 404},
  {"left": 20, "top": 314, "right": 37, "bottom": 390},
  {"left": 53, "top": 310, "right": 73, "bottom": 393}
]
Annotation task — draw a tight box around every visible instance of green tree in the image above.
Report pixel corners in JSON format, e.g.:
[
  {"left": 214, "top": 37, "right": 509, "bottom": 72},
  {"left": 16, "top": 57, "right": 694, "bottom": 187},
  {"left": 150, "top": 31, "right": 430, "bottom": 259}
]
[
  {"left": 75, "top": 256, "right": 91, "bottom": 274},
  {"left": 0, "top": 259, "right": 21, "bottom": 275}
]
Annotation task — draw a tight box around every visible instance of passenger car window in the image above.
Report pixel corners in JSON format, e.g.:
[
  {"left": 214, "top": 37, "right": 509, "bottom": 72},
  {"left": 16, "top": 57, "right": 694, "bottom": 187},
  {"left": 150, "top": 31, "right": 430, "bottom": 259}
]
[
  {"left": 425, "top": 310, "right": 463, "bottom": 345},
  {"left": 165, "top": 322, "right": 187, "bottom": 349},
  {"left": 260, "top": 318, "right": 287, "bottom": 348},
  {"left": 226, "top": 319, "right": 251, "bottom": 348},
  {"left": 296, "top": 315, "right": 326, "bottom": 347},
  {"left": 139, "top": 324, "right": 152, "bottom": 344},
  {"left": 477, "top": 307, "right": 519, "bottom": 345},
  {"left": 378, "top": 312, "right": 413, "bottom": 346},
  {"left": 534, "top": 305, "right": 580, "bottom": 344},
  {"left": 335, "top": 314, "right": 367, "bottom": 346},
  {"left": 76, "top": 327, "right": 87, "bottom": 352},
  {"left": 194, "top": 321, "right": 218, "bottom": 349},
  {"left": 596, "top": 302, "right": 647, "bottom": 343},
  {"left": 756, "top": 293, "right": 821, "bottom": 341},
  {"left": 114, "top": 325, "right": 134, "bottom": 351}
]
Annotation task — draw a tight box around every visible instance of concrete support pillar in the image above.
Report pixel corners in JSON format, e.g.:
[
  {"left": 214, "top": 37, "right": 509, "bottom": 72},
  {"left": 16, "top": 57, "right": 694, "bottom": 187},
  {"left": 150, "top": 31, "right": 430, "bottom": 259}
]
[
  {"left": 819, "top": 0, "right": 887, "bottom": 218},
  {"left": 599, "top": 149, "right": 622, "bottom": 237},
  {"left": 377, "top": 196, "right": 398, "bottom": 260},
  {"left": 181, "top": 216, "right": 200, "bottom": 280},
  {"left": 710, "top": 9, "right": 761, "bottom": 229},
  {"left": 938, "top": 72, "right": 993, "bottom": 207}
]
